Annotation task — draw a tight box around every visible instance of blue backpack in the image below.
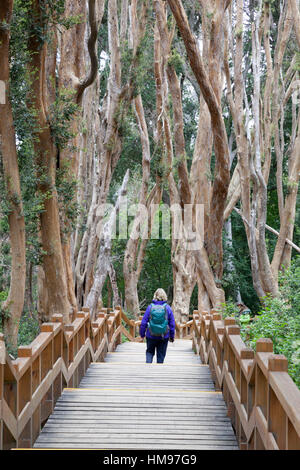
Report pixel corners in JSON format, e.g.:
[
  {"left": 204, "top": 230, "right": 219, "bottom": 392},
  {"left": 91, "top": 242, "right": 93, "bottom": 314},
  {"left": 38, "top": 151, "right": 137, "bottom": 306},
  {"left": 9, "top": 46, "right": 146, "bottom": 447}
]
[{"left": 148, "top": 303, "right": 169, "bottom": 337}]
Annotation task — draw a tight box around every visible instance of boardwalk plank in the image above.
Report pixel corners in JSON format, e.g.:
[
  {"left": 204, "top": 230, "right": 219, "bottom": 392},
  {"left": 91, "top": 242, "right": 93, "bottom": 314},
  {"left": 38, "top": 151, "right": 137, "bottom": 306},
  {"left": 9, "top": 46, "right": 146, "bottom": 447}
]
[{"left": 34, "top": 340, "right": 238, "bottom": 450}]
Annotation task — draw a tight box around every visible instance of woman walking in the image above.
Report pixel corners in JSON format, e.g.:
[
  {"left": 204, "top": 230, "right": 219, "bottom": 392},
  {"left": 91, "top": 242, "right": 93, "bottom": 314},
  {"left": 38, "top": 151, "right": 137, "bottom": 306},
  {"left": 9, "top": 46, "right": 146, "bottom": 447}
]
[{"left": 139, "top": 288, "right": 175, "bottom": 363}]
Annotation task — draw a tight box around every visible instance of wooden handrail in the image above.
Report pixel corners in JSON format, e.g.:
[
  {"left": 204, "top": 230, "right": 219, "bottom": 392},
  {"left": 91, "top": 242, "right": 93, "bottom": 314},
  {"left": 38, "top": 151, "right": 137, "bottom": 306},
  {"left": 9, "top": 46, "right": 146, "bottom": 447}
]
[
  {"left": 192, "top": 310, "right": 300, "bottom": 450},
  {"left": 4, "top": 303, "right": 297, "bottom": 450},
  {"left": 0, "top": 307, "right": 122, "bottom": 450},
  {"left": 0, "top": 305, "right": 193, "bottom": 449},
  {"left": 120, "top": 309, "right": 194, "bottom": 341}
]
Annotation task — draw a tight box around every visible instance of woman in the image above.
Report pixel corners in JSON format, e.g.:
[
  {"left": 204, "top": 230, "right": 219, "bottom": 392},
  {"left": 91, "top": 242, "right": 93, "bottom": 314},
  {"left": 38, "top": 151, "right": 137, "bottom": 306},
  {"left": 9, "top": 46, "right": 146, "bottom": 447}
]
[{"left": 139, "top": 288, "right": 175, "bottom": 363}]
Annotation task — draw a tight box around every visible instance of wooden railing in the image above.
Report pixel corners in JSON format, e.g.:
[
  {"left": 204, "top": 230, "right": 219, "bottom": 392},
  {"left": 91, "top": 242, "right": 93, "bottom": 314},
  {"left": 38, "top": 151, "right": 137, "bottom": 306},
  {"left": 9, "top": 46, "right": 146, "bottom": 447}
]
[
  {"left": 0, "top": 304, "right": 192, "bottom": 450},
  {"left": 4, "top": 304, "right": 298, "bottom": 450},
  {"left": 120, "top": 310, "right": 194, "bottom": 341},
  {"left": 192, "top": 309, "right": 300, "bottom": 450},
  {"left": 0, "top": 307, "right": 122, "bottom": 450}
]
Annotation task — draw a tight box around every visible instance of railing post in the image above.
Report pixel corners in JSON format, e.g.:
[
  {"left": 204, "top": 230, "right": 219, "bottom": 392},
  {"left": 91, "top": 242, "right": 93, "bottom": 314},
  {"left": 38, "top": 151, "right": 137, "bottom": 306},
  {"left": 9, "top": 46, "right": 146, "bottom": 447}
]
[
  {"left": 268, "top": 354, "right": 289, "bottom": 450},
  {"left": 226, "top": 324, "right": 240, "bottom": 429},
  {"left": 256, "top": 338, "right": 273, "bottom": 353},
  {"left": 129, "top": 319, "right": 135, "bottom": 339},
  {"left": 193, "top": 306, "right": 300, "bottom": 451},
  {"left": 114, "top": 307, "right": 122, "bottom": 346},
  {"left": 17, "top": 345, "right": 34, "bottom": 448},
  {"left": 223, "top": 318, "right": 236, "bottom": 366}
]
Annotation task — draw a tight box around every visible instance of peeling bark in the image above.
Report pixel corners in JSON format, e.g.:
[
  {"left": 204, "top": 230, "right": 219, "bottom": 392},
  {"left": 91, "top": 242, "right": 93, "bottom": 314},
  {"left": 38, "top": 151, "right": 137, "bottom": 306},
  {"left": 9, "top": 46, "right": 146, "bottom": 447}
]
[
  {"left": 0, "top": 0, "right": 26, "bottom": 347},
  {"left": 123, "top": 91, "right": 162, "bottom": 317},
  {"left": 86, "top": 170, "right": 129, "bottom": 319},
  {"left": 167, "top": 0, "right": 231, "bottom": 280},
  {"left": 27, "top": 2, "right": 71, "bottom": 323},
  {"left": 75, "top": 0, "right": 149, "bottom": 308}
]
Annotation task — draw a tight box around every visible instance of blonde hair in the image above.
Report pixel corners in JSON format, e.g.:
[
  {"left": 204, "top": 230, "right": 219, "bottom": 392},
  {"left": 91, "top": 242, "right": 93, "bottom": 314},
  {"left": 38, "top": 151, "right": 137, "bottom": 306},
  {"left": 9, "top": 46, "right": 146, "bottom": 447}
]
[{"left": 153, "top": 288, "right": 168, "bottom": 301}]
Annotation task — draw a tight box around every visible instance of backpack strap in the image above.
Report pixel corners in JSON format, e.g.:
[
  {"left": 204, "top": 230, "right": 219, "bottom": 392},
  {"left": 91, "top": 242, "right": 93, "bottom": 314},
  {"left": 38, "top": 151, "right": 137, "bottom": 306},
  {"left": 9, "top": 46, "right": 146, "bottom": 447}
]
[
  {"left": 149, "top": 303, "right": 154, "bottom": 318},
  {"left": 164, "top": 303, "right": 169, "bottom": 334}
]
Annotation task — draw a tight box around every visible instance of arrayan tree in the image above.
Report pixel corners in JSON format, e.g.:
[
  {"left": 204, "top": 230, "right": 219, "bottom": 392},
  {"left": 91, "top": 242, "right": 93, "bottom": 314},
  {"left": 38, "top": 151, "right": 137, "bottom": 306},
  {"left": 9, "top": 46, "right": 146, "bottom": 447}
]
[
  {"left": 74, "top": 0, "right": 150, "bottom": 311},
  {"left": 26, "top": 0, "right": 106, "bottom": 324},
  {"left": 159, "top": 0, "right": 232, "bottom": 316},
  {"left": 164, "top": 0, "right": 300, "bottom": 314},
  {"left": 0, "top": 0, "right": 26, "bottom": 347},
  {"left": 222, "top": 0, "right": 300, "bottom": 298}
]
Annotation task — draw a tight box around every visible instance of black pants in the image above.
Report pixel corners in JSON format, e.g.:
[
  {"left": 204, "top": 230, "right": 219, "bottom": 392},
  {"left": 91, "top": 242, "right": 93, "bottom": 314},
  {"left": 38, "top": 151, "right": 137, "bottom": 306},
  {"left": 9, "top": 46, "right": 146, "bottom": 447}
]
[{"left": 146, "top": 337, "right": 168, "bottom": 363}]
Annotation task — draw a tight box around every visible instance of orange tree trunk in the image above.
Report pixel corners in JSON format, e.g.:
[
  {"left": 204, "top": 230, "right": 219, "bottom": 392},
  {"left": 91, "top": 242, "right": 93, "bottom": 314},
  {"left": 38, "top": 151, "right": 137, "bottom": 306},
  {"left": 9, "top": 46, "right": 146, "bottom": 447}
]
[{"left": 0, "top": 0, "right": 26, "bottom": 348}]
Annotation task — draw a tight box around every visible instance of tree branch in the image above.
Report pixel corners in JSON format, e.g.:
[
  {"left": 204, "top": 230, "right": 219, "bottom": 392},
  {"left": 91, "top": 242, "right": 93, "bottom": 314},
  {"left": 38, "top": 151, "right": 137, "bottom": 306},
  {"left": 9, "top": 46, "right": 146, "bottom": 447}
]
[
  {"left": 234, "top": 207, "right": 300, "bottom": 255},
  {"left": 76, "top": 0, "right": 104, "bottom": 104}
]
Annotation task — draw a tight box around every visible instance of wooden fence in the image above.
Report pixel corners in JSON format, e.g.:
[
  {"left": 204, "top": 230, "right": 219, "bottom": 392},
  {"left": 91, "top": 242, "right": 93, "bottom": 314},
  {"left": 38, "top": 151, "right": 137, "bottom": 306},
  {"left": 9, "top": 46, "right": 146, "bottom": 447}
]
[
  {"left": 0, "top": 307, "right": 123, "bottom": 449},
  {"left": 0, "top": 306, "right": 193, "bottom": 449},
  {"left": 192, "top": 309, "right": 300, "bottom": 450},
  {"left": 3, "top": 304, "right": 299, "bottom": 450},
  {"left": 121, "top": 310, "right": 194, "bottom": 341}
]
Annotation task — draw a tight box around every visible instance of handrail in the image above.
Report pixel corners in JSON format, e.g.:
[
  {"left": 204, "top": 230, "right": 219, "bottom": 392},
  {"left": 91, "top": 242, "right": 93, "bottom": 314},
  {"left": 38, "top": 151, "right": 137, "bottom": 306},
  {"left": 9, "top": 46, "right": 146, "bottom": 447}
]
[
  {"left": 121, "top": 309, "right": 194, "bottom": 341},
  {"left": 0, "top": 306, "right": 122, "bottom": 449},
  {"left": 192, "top": 309, "right": 300, "bottom": 450},
  {"left": 3, "top": 303, "right": 297, "bottom": 450},
  {"left": 0, "top": 305, "right": 192, "bottom": 449}
]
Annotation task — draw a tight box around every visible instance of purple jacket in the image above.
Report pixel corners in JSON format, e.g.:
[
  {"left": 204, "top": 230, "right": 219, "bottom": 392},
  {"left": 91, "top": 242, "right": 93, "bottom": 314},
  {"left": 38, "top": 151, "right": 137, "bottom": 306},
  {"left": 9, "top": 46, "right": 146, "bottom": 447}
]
[{"left": 140, "top": 300, "right": 175, "bottom": 340}]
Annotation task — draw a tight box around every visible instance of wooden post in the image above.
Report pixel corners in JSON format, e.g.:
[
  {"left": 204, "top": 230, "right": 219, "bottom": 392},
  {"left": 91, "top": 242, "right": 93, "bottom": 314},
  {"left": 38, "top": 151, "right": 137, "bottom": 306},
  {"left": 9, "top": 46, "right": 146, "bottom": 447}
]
[
  {"left": 268, "top": 355, "right": 289, "bottom": 449},
  {"left": 256, "top": 338, "right": 273, "bottom": 352},
  {"left": 224, "top": 317, "right": 236, "bottom": 326},
  {"left": 268, "top": 354, "right": 288, "bottom": 372},
  {"left": 115, "top": 308, "right": 122, "bottom": 345}
]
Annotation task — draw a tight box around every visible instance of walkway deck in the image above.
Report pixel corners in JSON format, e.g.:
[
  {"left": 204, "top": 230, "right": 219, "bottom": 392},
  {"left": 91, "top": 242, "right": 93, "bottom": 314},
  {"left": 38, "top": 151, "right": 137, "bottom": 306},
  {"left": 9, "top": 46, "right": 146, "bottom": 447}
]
[{"left": 33, "top": 340, "right": 238, "bottom": 450}]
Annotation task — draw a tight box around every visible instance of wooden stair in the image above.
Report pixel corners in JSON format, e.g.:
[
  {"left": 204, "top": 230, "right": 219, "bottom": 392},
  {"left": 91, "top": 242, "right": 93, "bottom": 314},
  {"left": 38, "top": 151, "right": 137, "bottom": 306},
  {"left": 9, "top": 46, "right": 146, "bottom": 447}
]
[{"left": 33, "top": 340, "right": 238, "bottom": 450}]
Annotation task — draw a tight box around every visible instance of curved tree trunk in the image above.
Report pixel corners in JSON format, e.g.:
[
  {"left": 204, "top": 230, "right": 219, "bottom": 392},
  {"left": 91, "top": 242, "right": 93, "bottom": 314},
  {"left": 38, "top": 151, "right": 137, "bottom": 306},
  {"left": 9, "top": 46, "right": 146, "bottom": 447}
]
[
  {"left": 171, "top": 249, "right": 196, "bottom": 323},
  {"left": 167, "top": 0, "right": 231, "bottom": 282},
  {"left": 159, "top": 0, "right": 230, "bottom": 311},
  {"left": 0, "top": 0, "right": 26, "bottom": 348},
  {"left": 75, "top": 0, "right": 149, "bottom": 308},
  {"left": 57, "top": 0, "right": 105, "bottom": 315},
  {"left": 28, "top": 2, "right": 71, "bottom": 323},
  {"left": 86, "top": 170, "right": 129, "bottom": 319}
]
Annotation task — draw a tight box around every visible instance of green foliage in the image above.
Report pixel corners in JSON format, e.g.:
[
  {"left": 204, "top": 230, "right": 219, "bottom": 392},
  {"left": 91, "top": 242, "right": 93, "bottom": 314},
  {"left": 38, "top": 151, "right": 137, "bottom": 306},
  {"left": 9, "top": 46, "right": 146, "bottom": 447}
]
[
  {"left": 293, "top": 52, "right": 300, "bottom": 71},
  {"left": 111, "top": 236, "right": 174, "bottom": 313},
  {"left": 0, "top": 290, "right": 8, "bottom": 302},
  {"left": 0, "top": 291, "right": 10, "bottom": 325},
  {"left": 17, "top": 312, "right": 40, "bottom": 349},
  {"left": 242, "top": 259, "right": 300, "bottom": 388},
  {"left": 49, "top": 87, "right": 79, "bottom": 150},
  {"left": 56, "top": 163, "right": 79, "bottom": 236},
  {"left": 121, "top": 333, "right": 130, "bottom": 343},
  {"left": 218, "top": 259, "right": 300, "bottom": 388},
  {"left": 30, "top": 0, "right": 83, "bottom": 44},
  {"left": 1, "top": 312, "right": 40, "bottom": 357},
  {"left": 234, "top": 26, "right": 243, "bottom": 39},
  {"left": 222, "top": 212, "right": 261, "bottom": 314},
  {"left": 168, "top": 48, "right": 185, "bottom": 75},
  {"left": 218, "top": 300, "right": 240, "bottom": 319},
  {"left": 120, "top": 19, "right": 154, "bottom": 97},
  {"left": 138, "top": 238, "right": 173, "bottom": 309}
]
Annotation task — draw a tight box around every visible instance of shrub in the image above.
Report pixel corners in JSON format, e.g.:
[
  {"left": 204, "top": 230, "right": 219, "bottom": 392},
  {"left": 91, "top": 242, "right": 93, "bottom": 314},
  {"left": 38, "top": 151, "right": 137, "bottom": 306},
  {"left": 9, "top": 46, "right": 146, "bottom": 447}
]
[{"left": 241, "top": 260, "right": 300, "bottom": 388}]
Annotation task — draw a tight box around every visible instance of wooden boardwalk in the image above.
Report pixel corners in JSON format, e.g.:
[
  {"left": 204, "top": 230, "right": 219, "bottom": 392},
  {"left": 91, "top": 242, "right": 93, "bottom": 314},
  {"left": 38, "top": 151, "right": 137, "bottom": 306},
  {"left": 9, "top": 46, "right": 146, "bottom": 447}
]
[{"left": 33, "top": 340, "right": 238, "bottom": 450}]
